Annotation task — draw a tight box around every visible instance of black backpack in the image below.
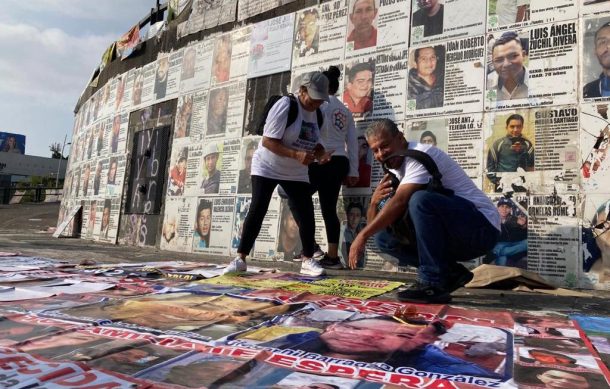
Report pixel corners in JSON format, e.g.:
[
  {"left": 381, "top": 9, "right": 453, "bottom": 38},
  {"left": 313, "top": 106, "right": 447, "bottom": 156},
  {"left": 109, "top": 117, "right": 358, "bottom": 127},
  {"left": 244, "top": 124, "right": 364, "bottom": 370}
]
[
  {"left": 253, "top": 94, "right": 323, "bottom": 136},
  {"left": 380, "top": 149, "right": 454, "bottom": 245}
]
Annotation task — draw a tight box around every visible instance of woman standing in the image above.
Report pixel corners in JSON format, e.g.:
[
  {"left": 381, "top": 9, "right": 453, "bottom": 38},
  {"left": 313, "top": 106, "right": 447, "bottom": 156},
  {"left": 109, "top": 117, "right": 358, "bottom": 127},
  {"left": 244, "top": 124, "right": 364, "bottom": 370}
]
[{"left": 224, "top": 71, "right": 331, "bottom": 276}]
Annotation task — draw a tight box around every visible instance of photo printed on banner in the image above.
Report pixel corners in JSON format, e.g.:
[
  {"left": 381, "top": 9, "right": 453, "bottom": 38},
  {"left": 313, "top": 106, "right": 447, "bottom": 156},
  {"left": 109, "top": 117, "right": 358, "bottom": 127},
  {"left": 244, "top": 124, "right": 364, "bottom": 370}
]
[
  {"left": 109, "top": 112, "right": 128, "bottom": 155},
  {"left": 174, "top": 94, "right": 194, "bottom": 140},
  {"left": 580, "top": 102, "right": 610, "bottom": 193},
  {"left": 406, "top": 37, "right": 485, "bottom": 118},
  {"left": 527, "top": 192, "right": 579, "bottom": 288},
  {"left": 406, "top": 112, "right": 484, "bottom": 184},
  {"left": 207, "top": 80, "right": 247, "bottom": 140},
  {"left": 211, "top": 34, "right": 233, "bottom": 85},
  {"left": 582, "top": 193, "right": 610, "bottom": 290},
  {"left": 292, "top": 1, "right": 348, "bottom": 72},
  {"left": 342, "top": 58, "right": 376, "bottom": 119},
  {"left": 153, "top": 54, "right": 171, "bottom": 101},
  {"left": 337, "top": 195, "right": 370, "bottom": 268},
  {"left": 161, "top": 196, "right": 195, "bottom": 252},
  {"left": 180, "top": 39, "right": 215, "bottom": 94},
  {"left": 485, "top": 193, "right": 529, "bottom": 269},
  {"left": 96, "top": 198, "right": 121, "bottom": 244},
  {"left": 105, "top": 155, "right": 126, "bottom": 198},
  {"left": 230, "top": 196, "right": 252, "bottom": 256},
  {"left": 486, "top": 0, "right": 577, "bottom": 32},
  {"left": 410, "top": 0, "right": 486, "bottom": 46},
  {"left": 199, "top": 141, "right": 223, "bottom": 195},
  {"left": 252, "top": 195, "right": 281, "bottom": 259},
  {"left": 582, "top": 15, "right": 610, "bottom": 102},
  {"left": 485, "top": 21, "right": 578, "bottom": 110},
  {"left": 247, "top": 14, "right": 295, "bottom": 78},
  {"left": 243, "top": 72, "right": 292, "bottom": 136},
  {"left": 167, "top": 139, "right": 189, "bottom": 197}
]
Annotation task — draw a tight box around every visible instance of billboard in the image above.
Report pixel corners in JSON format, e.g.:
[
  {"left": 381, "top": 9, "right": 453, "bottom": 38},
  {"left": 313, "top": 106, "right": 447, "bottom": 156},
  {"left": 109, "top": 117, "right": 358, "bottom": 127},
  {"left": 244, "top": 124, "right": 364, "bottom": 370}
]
[{"left": 0, "top": 132, "right": 26, "bottom": 154}]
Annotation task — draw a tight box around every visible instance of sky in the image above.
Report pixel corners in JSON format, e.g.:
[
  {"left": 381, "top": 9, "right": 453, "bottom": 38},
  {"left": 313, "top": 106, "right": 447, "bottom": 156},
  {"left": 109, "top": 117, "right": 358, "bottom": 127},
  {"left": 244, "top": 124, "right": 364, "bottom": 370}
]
[{"left": 0, "top": 0, "right": 159, "bottom": 158}]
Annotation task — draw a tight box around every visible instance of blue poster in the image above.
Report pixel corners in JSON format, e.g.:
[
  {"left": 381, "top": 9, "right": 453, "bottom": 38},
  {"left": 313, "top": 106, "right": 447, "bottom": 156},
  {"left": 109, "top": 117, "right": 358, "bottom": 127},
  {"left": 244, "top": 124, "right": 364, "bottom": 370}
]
[{"left": 0, "top": 132, "right": 26, "bottom": 154}]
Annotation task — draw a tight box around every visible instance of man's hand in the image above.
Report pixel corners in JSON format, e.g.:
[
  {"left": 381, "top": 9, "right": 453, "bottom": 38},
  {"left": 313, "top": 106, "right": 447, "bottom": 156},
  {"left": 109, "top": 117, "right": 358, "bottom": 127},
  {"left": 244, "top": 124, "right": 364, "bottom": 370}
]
[
  {"left": 348, "top": 234, "right": 367, "bottom": 269},
  {"left": 295, "top": 150, "right": 315, "bottom": 165},
  {"left": 371, "top": 174, "right": 394, "bottom": 208}
]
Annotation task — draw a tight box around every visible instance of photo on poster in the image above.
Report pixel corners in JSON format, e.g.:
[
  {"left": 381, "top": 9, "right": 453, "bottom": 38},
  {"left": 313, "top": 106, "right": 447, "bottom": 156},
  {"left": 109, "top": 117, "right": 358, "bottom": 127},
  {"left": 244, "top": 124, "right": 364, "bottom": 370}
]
[
  {"left": 580, "top": 103, "right": 610, "bottom": 192},
  {"left": 181, "top": 45, "right": 196, "bottom": 81},
  {"left": 206, "top": 87, "right": 230, "bottom": 137},
  {"left": 276, "top": 199, "right": 302, "bottom": 261},
  {"left": 154, "top": 55, "right": 170, "bottom": 100},
  {"left": 131, "top": 68, "right": 144, "bottom": 107},
  {"left": 167, "top": 146, "right": 188, "bottom": 196},
  {"left": 174, "top": 94, "right": 193, "bottom": 139},
  {"left": 237, "top": 138, "right": 259, "bottom": 194},
  {"left": 294, "top": 8, "right": 321, "bottom": 58},
  {"left": 193, "top": 197, "right": 213, "bottom": 251},
  {"left": 230, "top": 196, "right": 252, "bottom": 256},
  {"left": 92, "top": 159, "right": 104, "bottom": 196},
  {"left": 484, "top": 109, "right": 535, "bottom": 193},
  {"left": 485, "top": 194, "right": 528, "bottom": 268},
  {"left": 407, "top": 45, "right": 445, "bottom": 111},
  {"left": 582, "top": 15, "right": 610, "bottom": 101},
  {"left": 410, "top": 0, "right": 486, "bottom": 45},
  {"left": 199, "top": 141, "right": 223, "bottom": 195},
  {"left": 343, "top": 59, "right": 375, "bottom": 119},
  {"left": 582, "top": 194, "right": 610, "bottom": 289},
  {"left": 161, "top": 196, "right": 195, "bottom": 252},
  {"left": 406, "top": 118, "right": 449, "bottom": 151},
  {"left": 345, "top": 0, "right": 379, "bottom": 52},
  {"left": 337, "top": 196, "right": 370, "bottom": 268},
  {"left": 211, "top": 34, "right": 232, "bottom": 85}
]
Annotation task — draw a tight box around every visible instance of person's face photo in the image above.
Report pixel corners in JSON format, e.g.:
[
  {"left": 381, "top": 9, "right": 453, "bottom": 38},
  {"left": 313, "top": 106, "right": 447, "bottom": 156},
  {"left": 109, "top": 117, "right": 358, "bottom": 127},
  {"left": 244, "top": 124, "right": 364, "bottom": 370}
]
[
  {"left": 300, "top": 12, "right": 319, "bottom": 49},
  {"left": 506, "top": 118, "right": 524, "bottom": 138},
  {"left": 595, "top": 25, "right": 610, "bottom": 73},
  {"left": 107, "top": 161, "right": 118, "bottom": 184},
  {"left": 177, "top": 158, "right": 187, "bottom": 173},
  {"left": 213, "top": 38, "right": 232, "bottom": 83},
  {"left": 497, "top": 203, "right": 512, "bottom": 219},
  {"left": 358, "top": 137, "right": 370, "bottom": 161},
  {"left": 163, "top": 217, "right": 177, "bottom": 242},
  {"left": 132, "top": 73, "right": 143, "bottom": 105},
  {"left": 205, "top": 153, "right": 219, "bottom": 175},
  {"left": 156, "top": 57, "right": 170, "bottom": 82},
  {"left": 197, "top": 207, "right": 212, "bottom": 237},
  {"left": 320, "top": 319, "right": 437, "bottom": 357},
  {"left": 420, "top": 134, "right": 436, "bottom": 145},
  {"left": 182, "top": 48, "right": 196, "bottom": 80},
  {"left": 115, "top": 77, "right": 125, "bottom": 108},
  {"left": 416, "top": 47, "right": 438, "bottom": 78},
  {"left": 89, "top": 202, "right": 97, "bottom": 224},
  {"left": 212, "top": 89, "right": 229, "bottom": 117},
  {"left": 347, "top": 69, "right": 374, "bottom": 101},
  {"left": 350, "top": 0, "right": 377, "bottom": 34},
  {"left": 347, "top": 206, "right": 362, "bottom": 231},
  {"left": 417, "top": 0, "right": 439, "bottom": 9},
  {"left": 101, "top": 206, "right": 111, "bottom": 230},
  {"left": 492, "top": 39, "right": 526, "bottom": 82},
  {"left": 83, "top": 166, "right": 91, "bottom": 187},
  {"left": 537, "top": 369, "right": 590, "bottom": 389}
]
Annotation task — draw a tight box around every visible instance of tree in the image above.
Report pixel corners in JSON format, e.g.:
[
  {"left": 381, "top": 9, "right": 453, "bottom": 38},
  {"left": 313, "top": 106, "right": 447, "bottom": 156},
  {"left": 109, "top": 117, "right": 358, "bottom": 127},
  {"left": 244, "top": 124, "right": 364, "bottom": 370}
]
[{"left": 50, "top": 143, "right": 68, "bottom": 159}]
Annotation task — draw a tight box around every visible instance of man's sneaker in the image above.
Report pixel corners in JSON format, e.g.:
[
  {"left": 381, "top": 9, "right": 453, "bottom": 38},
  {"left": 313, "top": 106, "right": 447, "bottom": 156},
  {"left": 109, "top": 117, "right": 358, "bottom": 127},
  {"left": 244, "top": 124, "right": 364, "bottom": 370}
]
[
  {"left": 397, "top": 283, "right": 452, "bottom": 304},
  {"left": 300, "top": 258, "right": 326, "bottom": 276},
  {"left": 319, "top": 254, "right": 343, "bottom": 269},
  {"left": 222, "top": 257, "right": 247, "bottom": 274},
  {"left": 444, "top": 263, "right": 474, "bottom": 294},
  {"left": 293, "top": 244, "right": 325, "bottom": 262}
]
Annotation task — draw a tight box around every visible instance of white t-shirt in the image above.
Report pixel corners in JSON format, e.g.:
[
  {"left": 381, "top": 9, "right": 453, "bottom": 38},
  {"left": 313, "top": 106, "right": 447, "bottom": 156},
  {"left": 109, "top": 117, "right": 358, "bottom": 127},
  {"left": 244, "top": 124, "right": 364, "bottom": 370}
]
[
  {"left": 251, "top": 96, "right": 320, "bottom": 182},
  {"left": 496, "top": 0, "right": 528, "bottom": 26},
  {"left": 390, "top": 142, "right": 501, "bottom": 231},
  {"left": 320, "top": 95, "right": 359, "bottom": 177}
]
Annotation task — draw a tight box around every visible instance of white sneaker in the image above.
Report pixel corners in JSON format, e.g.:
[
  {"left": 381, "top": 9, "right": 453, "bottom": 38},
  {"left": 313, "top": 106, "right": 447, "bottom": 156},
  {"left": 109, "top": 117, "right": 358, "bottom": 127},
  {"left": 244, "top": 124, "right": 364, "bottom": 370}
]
[
  {"left": 223, "top": 257, "right": 247, "bottom": 274},
  {"left": 293, "top": 245, "right": 325, "bottom": 262},
  {"left": 300, "top": 258, "right": 326, "bottom": 276}
]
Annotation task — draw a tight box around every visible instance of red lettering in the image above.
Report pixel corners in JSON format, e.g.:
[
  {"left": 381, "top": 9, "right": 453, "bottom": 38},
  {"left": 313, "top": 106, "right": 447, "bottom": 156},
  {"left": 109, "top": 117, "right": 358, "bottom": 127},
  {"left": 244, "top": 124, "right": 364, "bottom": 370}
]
[
  {"left": 53, "top": 371, "right": 97, "bottom": 386},
  {"left": 357, "top": 368, "right": 387, "bottom": 383},
  {"left": 0, "top": 355, "right": 35, "bottom": 371},
  {"left": 296, "top": 359, "right": 325, "bottom": 372},
  {"left": 423, "top": 379, "right": 458, "bottom": 388},
  {"left": 230, "top": 348, "right": 260, "bottom": 359},
  {"left": 265, "top": 354, "right": 297, "bottom": 368},
  {"left": 326, "top": 364, "right": 356, "bottom": 376},
  {"left": 388, "top": 373, "right": 423, "bottom": 388}
]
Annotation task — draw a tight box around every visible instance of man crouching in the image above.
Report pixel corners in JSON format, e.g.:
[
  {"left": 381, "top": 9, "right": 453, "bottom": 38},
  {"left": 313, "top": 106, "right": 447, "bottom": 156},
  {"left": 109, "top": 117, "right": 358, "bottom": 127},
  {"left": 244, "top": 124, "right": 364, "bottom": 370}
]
[{"left": 348, "top": 119, "right": 500, "bottom": 303}]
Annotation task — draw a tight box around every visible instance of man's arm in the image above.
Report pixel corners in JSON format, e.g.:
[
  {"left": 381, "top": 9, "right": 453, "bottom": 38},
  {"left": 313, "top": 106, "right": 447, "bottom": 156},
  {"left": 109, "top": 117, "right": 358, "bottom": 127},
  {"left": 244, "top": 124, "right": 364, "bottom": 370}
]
[
  {"left": 349, "top": 181, "right": 424, "bottom": 269},
  {"left": 262, "top": 137, "right": 314, "bottom": 165}
]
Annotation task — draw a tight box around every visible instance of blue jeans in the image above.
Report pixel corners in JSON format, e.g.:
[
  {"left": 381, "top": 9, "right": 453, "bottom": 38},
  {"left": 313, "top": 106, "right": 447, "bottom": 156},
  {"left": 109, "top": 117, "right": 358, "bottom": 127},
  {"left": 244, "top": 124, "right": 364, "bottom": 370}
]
[
  {"left": 374, "top": 191, "right": 499, "bottom": 286},
  {"left": 491, "top": 240, "right": 527, "bottom": 266}
]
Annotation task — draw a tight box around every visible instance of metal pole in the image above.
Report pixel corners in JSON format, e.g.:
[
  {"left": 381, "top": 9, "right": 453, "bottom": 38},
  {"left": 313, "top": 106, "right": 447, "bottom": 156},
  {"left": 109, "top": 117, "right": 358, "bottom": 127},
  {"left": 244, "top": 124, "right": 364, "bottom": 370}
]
[{"left": 56, "top": 134, "right": 67, "bottom": 188}]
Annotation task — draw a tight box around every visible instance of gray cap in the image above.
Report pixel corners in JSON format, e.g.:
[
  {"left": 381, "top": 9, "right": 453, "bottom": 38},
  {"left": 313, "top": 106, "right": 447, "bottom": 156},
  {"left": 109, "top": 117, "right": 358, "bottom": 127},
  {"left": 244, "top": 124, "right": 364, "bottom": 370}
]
[{"left": 301, "top": 71, "right": 330, "bottom": 102}]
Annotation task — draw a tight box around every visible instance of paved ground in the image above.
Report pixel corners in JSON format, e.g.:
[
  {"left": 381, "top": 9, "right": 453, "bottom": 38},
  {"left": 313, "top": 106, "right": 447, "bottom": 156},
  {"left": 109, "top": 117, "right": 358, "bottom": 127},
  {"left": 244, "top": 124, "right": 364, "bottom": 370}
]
[{"left": 1, "top": 202, "right": 610, "bottom": 316}]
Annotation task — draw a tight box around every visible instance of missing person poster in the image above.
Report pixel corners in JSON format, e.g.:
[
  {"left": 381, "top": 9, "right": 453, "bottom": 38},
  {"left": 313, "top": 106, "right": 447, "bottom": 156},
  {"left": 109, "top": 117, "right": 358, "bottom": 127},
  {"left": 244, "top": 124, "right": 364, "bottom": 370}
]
[
  {"left": 231, "top": 196, "right": 252, "bottom": 256},
  {"left": 193, "top": 196, "right": 235, "bottom": 255},
  {"left": 344, "top": 0, "right": 410, "bottom": 59},
  {"left": 161, "top": 196, "right": 195, "bottom": 252},
  {"left": 229, "top": 27, "right": 253, "bottom": 81},
  {"left": 406, "top": 37, "right": 485, "bottom": 118},
  {"left": 410, "top": 0, "right": 486, "bottom": 46},
  {"left": 368, "top": 50, "right": 408, "bottom": 122},
  {"left": 96, "top": 197, "right": 120, "bottom": 243},
  {"left": 581, "top": 193, "right": 610, "bottom": 290},
  {"left": 247, "top": 14, "right": 295, "bottom": 78},
  {"left": 527, "top": 193, "right": 579, "bottom": 287},
  {"left": 180, "top": 39, "right": 215, "bottom": 94},
  {"left": 252, "top": 195, "right": 281, "bottom": 259},
  {"left": 485, "top": 22, "right": 578, "bottom": 110},
  {"left": 581, "top": 15, "right": 610, "bottom": 102},
  {"left": 406, "top": 112, "right": 485, "bottom": 184},
  {"left": 486, "top": 0, "right": 577, "bottom": 32},
  {"left": 219, "top": 138, "right": 241, "bottom": 195},
  {"left": 292, "top": 1, "right": 349, "bottom": 72},
  {"left": 580, "top": 103, "right": 610, "bottom": 193},
  {"left": 486, "top": 194, "right": 529, "bottom": 269}
]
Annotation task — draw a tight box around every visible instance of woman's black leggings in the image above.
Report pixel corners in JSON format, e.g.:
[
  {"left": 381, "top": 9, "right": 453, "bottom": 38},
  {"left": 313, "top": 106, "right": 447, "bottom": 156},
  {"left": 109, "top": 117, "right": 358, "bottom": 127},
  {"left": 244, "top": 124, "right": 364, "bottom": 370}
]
[{"left": 238, "top": 175, "right": 316, "bottom": 258}]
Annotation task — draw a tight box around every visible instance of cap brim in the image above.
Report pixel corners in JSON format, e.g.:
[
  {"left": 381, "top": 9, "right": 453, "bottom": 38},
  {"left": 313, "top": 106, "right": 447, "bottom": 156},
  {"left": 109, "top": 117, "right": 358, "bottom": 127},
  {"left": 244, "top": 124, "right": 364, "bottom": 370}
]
[{"left": 307, "top": 87, "right": 329, "bottom": 102}]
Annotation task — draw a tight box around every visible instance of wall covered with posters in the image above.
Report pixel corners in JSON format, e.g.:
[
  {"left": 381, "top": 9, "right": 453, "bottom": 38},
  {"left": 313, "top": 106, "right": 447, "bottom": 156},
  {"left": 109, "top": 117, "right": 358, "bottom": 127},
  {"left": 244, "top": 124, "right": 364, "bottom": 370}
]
[{"left": 59, "top": 0, "right": 610, "bottom": 289}]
